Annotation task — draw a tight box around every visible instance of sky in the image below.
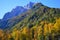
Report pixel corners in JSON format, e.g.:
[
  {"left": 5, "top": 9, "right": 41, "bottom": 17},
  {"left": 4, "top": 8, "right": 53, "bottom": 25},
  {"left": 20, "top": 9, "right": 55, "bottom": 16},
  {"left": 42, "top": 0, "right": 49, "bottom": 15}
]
[{"left": 0, "top": 0, "right": 60, "bottom": 19}]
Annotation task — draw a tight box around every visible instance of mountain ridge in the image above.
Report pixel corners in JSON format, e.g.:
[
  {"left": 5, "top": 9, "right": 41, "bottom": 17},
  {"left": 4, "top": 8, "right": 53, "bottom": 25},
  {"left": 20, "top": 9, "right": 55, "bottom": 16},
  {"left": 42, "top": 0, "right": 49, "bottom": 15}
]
[
  {"left": 4, "top": 3, "right": 60, "bottom": 30},
  {"left": 2, "top": 2, "right": 35, "bottom": 20}
]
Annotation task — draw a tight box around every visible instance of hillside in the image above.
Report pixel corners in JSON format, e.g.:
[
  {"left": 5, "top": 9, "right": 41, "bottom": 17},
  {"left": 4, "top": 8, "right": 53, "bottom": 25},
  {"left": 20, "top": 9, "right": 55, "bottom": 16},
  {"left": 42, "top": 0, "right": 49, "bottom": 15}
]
[
  {"left": 10, "top": 3, "right": 60, "bottom": 30},
  {"left": 0, "top": 2, "right": 60, "bottom": 40}
]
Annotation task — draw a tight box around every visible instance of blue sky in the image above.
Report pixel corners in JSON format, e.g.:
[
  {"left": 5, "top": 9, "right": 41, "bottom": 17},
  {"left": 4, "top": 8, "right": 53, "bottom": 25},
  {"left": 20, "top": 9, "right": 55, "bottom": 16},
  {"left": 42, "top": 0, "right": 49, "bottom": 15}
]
[{"left": 0, "top": 0, "right": 60, "bottom": 19}]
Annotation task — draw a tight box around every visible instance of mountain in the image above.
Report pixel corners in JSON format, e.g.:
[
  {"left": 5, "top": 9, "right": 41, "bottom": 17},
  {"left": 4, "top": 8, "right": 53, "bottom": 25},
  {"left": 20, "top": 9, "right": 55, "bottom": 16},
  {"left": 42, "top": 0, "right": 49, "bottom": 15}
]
[
  {"left": 3, "top": 2, "right": 34, "bottom": 20},
  {"left": 0, "top": 2, "right": 60, "bottom": 30},
  {"left": 0, "top": 10, "right": 31, "bottom": 29},
  {"left": 9, "top": 3, "right": 60, "bottom": 31},
  {"left": 0, "top": 2, "right": 34, "bottom": 29},
  {"left": 1, "top": 3, "right": 60, "bottom": 30},
  {"left": 0, "top": 2, "right": 60, "bottom": 40},
  {"left": 24, "top": 2, "right": 34, "bottom": 9},
  {"left": 3, "top": 6, "right": 27, "bottom": 20}
]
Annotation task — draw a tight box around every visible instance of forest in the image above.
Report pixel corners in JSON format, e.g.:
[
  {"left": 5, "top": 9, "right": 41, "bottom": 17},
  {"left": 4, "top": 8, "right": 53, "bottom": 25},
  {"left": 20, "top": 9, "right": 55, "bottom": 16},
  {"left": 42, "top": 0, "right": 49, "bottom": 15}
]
[{"left": 0, "top": 18, "right": 60, "bottom": 40}]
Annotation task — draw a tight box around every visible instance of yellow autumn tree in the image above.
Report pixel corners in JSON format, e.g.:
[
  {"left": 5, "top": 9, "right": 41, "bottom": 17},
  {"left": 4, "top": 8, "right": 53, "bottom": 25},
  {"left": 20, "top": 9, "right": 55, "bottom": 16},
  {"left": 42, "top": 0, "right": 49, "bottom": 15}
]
[
  {"left": 11, "top": 28, "right": 21, "bottom": 40},
  {"left": 31, "top": 25, "right": 38, "bottom": 40},
  {"left": 0, "top": 29, "right": 4, "bottom": 40},
  {"left": 53, "top": 18, "right": 60, "bottom": 34},
  {"left": 22, "top": 27, "right": 32, "bottom": 40}
]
